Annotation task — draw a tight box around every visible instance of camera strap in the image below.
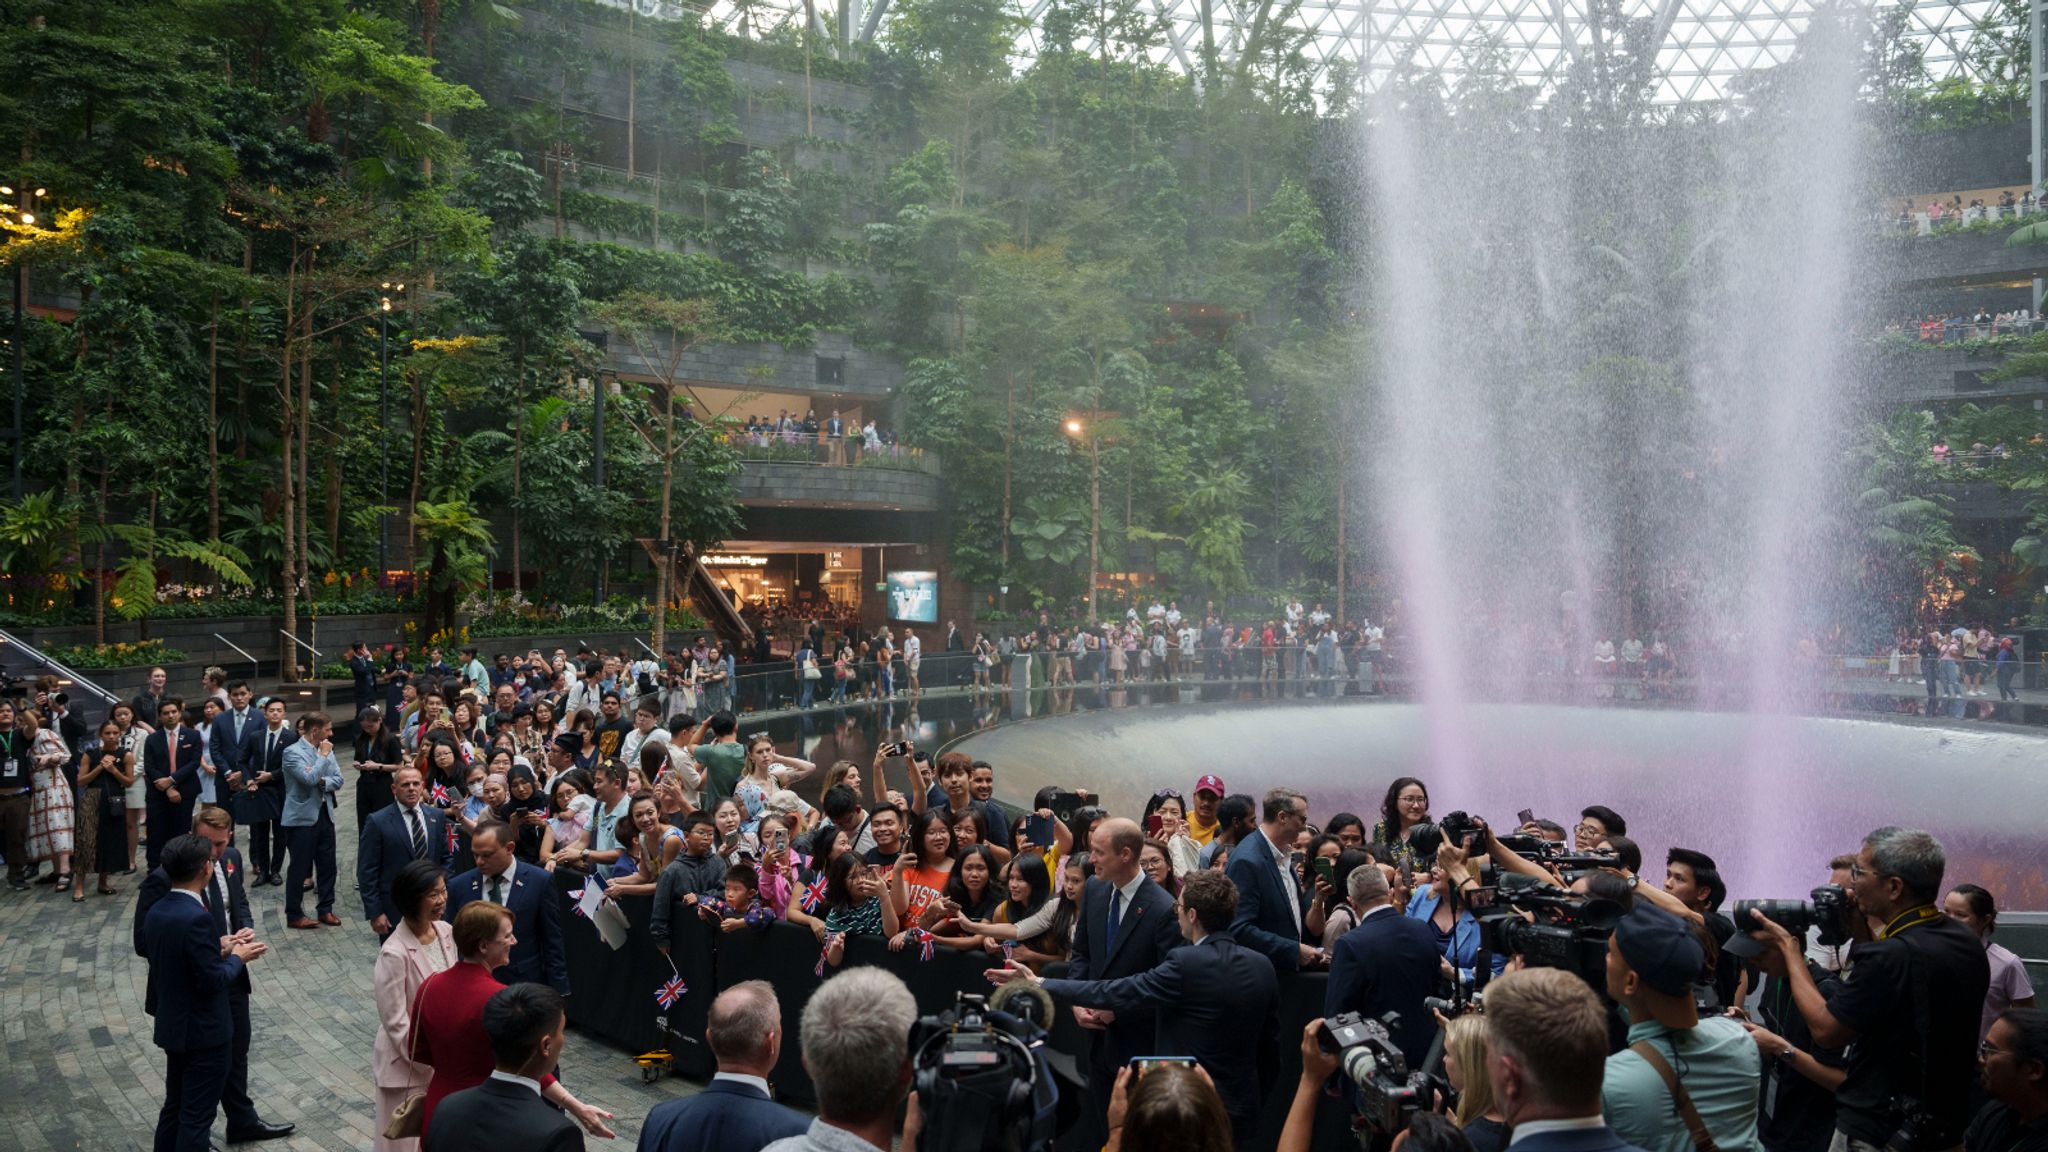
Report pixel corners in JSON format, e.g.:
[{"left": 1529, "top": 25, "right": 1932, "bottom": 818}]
[{"left": 1629, "top": 1041, "right": 1722, "bottom": 1152}]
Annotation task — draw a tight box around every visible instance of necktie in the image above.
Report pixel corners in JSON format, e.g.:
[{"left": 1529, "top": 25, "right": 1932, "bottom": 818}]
[
  {"left": 266, "top": 730, "right": 276, "bottom": 766},
  {"left": 204, "top": 870, "right": 228, "bottom": 937},
  {"left": 407, "top": 807, "right": 426, "bottom": 860},
  {"left": 489, "top": 875, "right": 505, "bottom": 906},
  {"left": 1106, "top": 887, "right": 1122, "bottom": 948},
  {"left": 234, "top": 711, "right": 246, "bottom": 741}
]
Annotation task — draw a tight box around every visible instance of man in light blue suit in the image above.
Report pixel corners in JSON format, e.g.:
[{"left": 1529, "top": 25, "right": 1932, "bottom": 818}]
[{"left": 280, "top": 711, "right": 343, "bottom": 929}]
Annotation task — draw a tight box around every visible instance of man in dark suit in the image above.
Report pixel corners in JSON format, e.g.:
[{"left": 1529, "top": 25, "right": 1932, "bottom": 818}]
[
  {"left": 358, "top": 765, "right": 452, "bottom": 938},
  {"left": 426, "top": 983, "right": 586, "bottom": 1152},
  {"left": 142, "top": 833, "right": 269, "bottom": 1152},
  {"left": 1325, "top": 857, "right": 1443, "bottom": 1073},
  {"left": 206, "top": 683, "right": 259, "bottom": 843},
  {"left": 235, "top": 697, "right": 294, "bottom": 886},
  {"left": 1475, "top": 967, "right": 1648, "bottom": 1152},
  {"left": 1064, "top": 816, "right": 1183, "bottom": 1147},
  {"left": 636, "top": 981, "right": 808, "bottom": 1152},
  {"left": 144, "top": 699, "right": 204, "bottom": 870},
  {"left": 991, "top": 869, "right": 1279, "bottom": 1146},
  {"left": 447, "top": 820, "right": 568, "bottom": 994},
  {"left": 1227, "top": 787, "right": 1320, "bottom": 979},
  {"left": 134, "top": 807, "right": 294, "bottom": 1144}
]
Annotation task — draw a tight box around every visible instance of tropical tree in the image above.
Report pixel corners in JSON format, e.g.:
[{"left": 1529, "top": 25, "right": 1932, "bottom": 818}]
[{"left": 413, "top": 499, "right": 496, "bottom": 639}]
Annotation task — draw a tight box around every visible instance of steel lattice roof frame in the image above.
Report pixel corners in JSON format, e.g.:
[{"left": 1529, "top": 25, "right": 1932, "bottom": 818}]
[{"left": 594, "top": 0, "right": 2015, "bottom": 104}]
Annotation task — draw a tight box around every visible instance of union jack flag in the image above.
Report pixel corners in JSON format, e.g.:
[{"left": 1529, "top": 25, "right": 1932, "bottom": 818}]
[
  {"left": 912, "top": 929, "right": 937, "bottom": 962},
  {"left": 815, "top": 931, "right": 841, "bottom": 977},
  {"left": 1002, "top": 940, "right": 1016, "bottom": 963},
  {"left": 655, "top": 975, "right": 687, "bottom": 1009},
  {"left": 799, "top": 881, "right": 823, "bottom": 915},
  {"left": 428, "top": 782, "right": 452, "bottom": 806}
]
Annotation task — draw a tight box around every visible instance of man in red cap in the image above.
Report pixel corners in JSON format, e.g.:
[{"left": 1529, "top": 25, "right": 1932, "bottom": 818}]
[{"left": 1187, "top": 774, "right": 1224, "bottom": 846}]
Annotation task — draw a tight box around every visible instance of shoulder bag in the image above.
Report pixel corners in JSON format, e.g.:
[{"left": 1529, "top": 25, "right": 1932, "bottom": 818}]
[
  {"left": 1628, "top": 1039, "right": 1720, "bottom": 1152},
  {"left": 383, "top": 968, "right": 441, "bottom": 1140}
]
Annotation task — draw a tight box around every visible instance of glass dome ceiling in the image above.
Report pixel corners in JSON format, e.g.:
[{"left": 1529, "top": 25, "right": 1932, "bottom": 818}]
[{"left": 597, "top": 0, "right": 2015, "bottom": 104}]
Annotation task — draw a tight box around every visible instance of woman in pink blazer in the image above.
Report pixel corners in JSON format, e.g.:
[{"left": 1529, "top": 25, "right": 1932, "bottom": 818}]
[{"left": 371, "top": 859, "right": 457, "bottom": 1151}]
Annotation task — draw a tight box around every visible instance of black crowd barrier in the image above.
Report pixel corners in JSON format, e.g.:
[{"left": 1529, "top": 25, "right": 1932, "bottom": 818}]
[{"left": 553, "top": 870, "right": 1359, "bottom": 1152}]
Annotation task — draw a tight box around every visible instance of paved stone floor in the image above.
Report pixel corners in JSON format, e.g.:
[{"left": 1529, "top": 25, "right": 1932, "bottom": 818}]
[{"left": 0, "top": 784, "right": 715, "bottom": 1152}]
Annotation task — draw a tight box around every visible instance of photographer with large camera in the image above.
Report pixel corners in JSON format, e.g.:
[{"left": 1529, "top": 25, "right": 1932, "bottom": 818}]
[
  {"left": 1736, "top": 856, "right": 1859, "bottom": 1152},
  {"left": 987, "top": 868, "right": 1279, "bottom": 1147},
  {"left": 1600, "top": 903, "right": 1764, "bottom": 1152},
  {"left": 1742, "top": 827, "right": 1989, "bottom": 1152}
]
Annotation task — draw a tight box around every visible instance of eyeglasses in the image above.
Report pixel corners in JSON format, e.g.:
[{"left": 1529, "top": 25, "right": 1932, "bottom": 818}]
[
  {"left": 1981, "top": 1039, "right": 2005, "bottom": 1059},
  {"left": 1399, "top": 795, "right": 1430, "bottom": 808}
]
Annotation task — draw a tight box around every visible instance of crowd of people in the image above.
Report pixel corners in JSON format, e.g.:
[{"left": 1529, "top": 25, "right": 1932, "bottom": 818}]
[
  {"left": 1883, "top": 310, "right": 2045, "bottom": 343},
  {"left": 3, "top": 640, "right": 2042, "bottom": 1152},
  {"left": 1884, "top": 625, "right": 2027, "bottom": 701},
  {"left": 1892, "top": 190, "right": 2045, "bottom": 231},
  {"left": 732, "top": 408, "right": 907, "bottom": 465}
]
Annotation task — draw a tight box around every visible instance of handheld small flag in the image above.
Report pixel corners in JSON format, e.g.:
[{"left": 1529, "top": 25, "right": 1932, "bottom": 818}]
[
  {"left": 799, "top": 881, "right": 823, "bottom": 915},
  {"left": 912, "top": 929, "right": 936, "bottom": 961},
  {"left": 815, "top": 931, "right": 842, "bottom": 977},
  {"left": 655, "top": 975, "right": 686, "bottom": 1009}
]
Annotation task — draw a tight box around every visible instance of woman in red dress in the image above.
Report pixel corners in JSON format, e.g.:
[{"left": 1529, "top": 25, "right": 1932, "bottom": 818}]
[{"left": 407, "top": 901, "right": 613, "bottom": 1139}]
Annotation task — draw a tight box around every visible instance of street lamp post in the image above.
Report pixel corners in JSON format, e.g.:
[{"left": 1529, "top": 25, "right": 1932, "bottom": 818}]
[
  {"left": 592, "top": 369, "right": 608, "bottom": 605},
  {"left": 1066, "top": 417, "right": 1102, "bottom": 623},
  {"left": 378, "top": 284, "right": 401, "bottom": 579}
]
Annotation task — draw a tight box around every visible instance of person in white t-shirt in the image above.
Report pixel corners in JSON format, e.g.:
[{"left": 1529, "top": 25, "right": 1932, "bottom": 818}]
[{"left": 903, "top": 630, "right": 922, "bottom": 694}]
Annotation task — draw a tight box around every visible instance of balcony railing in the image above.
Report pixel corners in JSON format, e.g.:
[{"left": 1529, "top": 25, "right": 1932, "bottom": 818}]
[{"left": 729, "top": 432, "right": 940, "bottom": 476}]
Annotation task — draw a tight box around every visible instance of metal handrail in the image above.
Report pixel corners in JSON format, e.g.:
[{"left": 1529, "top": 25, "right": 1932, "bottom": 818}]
[
  {"left": 634, "top": 638, "right": 660, "bottom": 659},
  {"left": 277, "top": 629, "right": 324, "bottom": 661},
  {"left": 214, "top": 633, "right": 260, "bottom": 681},
  {"left": 0, "top": 627, "right": 122, "bottom": 706}
]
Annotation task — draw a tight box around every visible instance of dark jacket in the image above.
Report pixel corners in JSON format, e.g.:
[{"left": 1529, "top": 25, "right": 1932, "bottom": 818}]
[
  {"left": 1041, "top": 932, "right": 1279, "bottom": 1124},
  {"left": 1225, "top": 826, "right": 1308, "bottom": 976},
  {"left": 1066, "top": 875, "right": 1182, "bottom": 1067},
  {"left": 1504, "top": 1124, "right": 1648, "bottom": 1152},
  {"left": 634, "top": 1078, "right": 809, "bottom": 1152},
  {"left": 425, "top": 1076, "right": 583, "bottom": 1152},
  {"left": 133, "top": 847, "right": 256, "bottom": 1009},
  {"left": 448, "top": 860, "right": 569, "bottom": 995},
  {"left": 141, "top": 887, "right": 244, "bottom": 1053},
  {"left": 234, "top": 724, "right": 296, "bottom": 823},
  {"left": 1325, "top": 904, "right": 1445, "bottom": 1072},
  {"left": 358, "top": 802, "right": 453, "bottom": 925}
]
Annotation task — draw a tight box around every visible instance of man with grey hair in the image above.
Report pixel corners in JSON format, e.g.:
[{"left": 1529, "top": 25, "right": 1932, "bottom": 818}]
[
  {"left": 763, "top": 968, "right": 919, "bottom": 1152},
  {"left": 1325, "top": 847, "right": 1441, "bottom": 1072},
  {"left": 637, "top": 981, "right": 807, "bottom": 1152},
  {"left": 1746, "top": 828, "right": 1989, "bottom": 1152}
]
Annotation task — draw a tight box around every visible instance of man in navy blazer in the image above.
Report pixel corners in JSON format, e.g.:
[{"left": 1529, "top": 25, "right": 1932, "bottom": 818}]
[
  {"left": 448, "top": 820, "right": 569, "bottom": 994},
  {"left": 133, "top": 808, "right": 294, "bottom": 1144},
  {"left": 1325, "top": 857, "right": 1444, "bottom": 1073},
  {"left": 992, "top": 868, "right": 1279, "bottom": 1146},
  {"left": 143, "top": 699, "right": 205, "bottom": 869},
  {"left": 143, "top": 833, "right": 269, "bottom": 1152},
  {"left": 234, "top": 697, "right": 295, "bottom": 885},
  {"left": 206, "top": 682, "right": 259, "bottom": 835},
  {"left": 1475, "top": 967, "right": 1648, "bottom": 1152},
  {"left": 636, "top": 982, "right": 808, "bottom": 1152},
  {"left": 1226, "top": 787, "right": 1321, "bottom": 978},
  {"left": 1064, "top": 817, "right": 1183, "bottom": 1146},
  {"left": 357, "top": 765, "right": 452, "bottom": 937}
]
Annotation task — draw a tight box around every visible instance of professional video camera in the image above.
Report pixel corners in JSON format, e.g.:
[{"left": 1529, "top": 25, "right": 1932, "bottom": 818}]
[
  {"left": 1492, "top": 834, "right": 1625, "bottom": 882},
  {"left": 1731, "top": 884, "right": 1852, "bottom": 948},
  {"left": 1471, "top": 873, "right": 1624, "bottom": 992},
  {"left": 1320, "top": 1013, "right": 1432, "bottom": 1138},
  {"left": 1406, "top": 810, "right": 1483, "bottom": 861},
  {"left": 909, "top": 992, "right": 1079, "bottom": 1152}
]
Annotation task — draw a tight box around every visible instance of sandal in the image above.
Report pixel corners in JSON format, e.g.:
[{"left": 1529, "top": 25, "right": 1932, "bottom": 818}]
[
  {"left": 72, "top": 892, "right": 84, "bottom": 903},
  {"left": 98, "top": 882, "right": 116, "bottom": 895},
  {"left": 51, "top": 874, "right": 70, "bottom": 891}
]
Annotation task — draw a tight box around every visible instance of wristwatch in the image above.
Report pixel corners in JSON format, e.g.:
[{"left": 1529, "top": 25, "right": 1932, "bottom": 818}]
[{"left": 1775, "top": 1044, "right": 1797, "bottom": 1065}]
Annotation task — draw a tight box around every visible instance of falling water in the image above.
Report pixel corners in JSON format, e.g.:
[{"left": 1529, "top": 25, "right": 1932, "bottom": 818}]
[{"left": 1361, "top": 25, "right": 1873, "bottom": 892}]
